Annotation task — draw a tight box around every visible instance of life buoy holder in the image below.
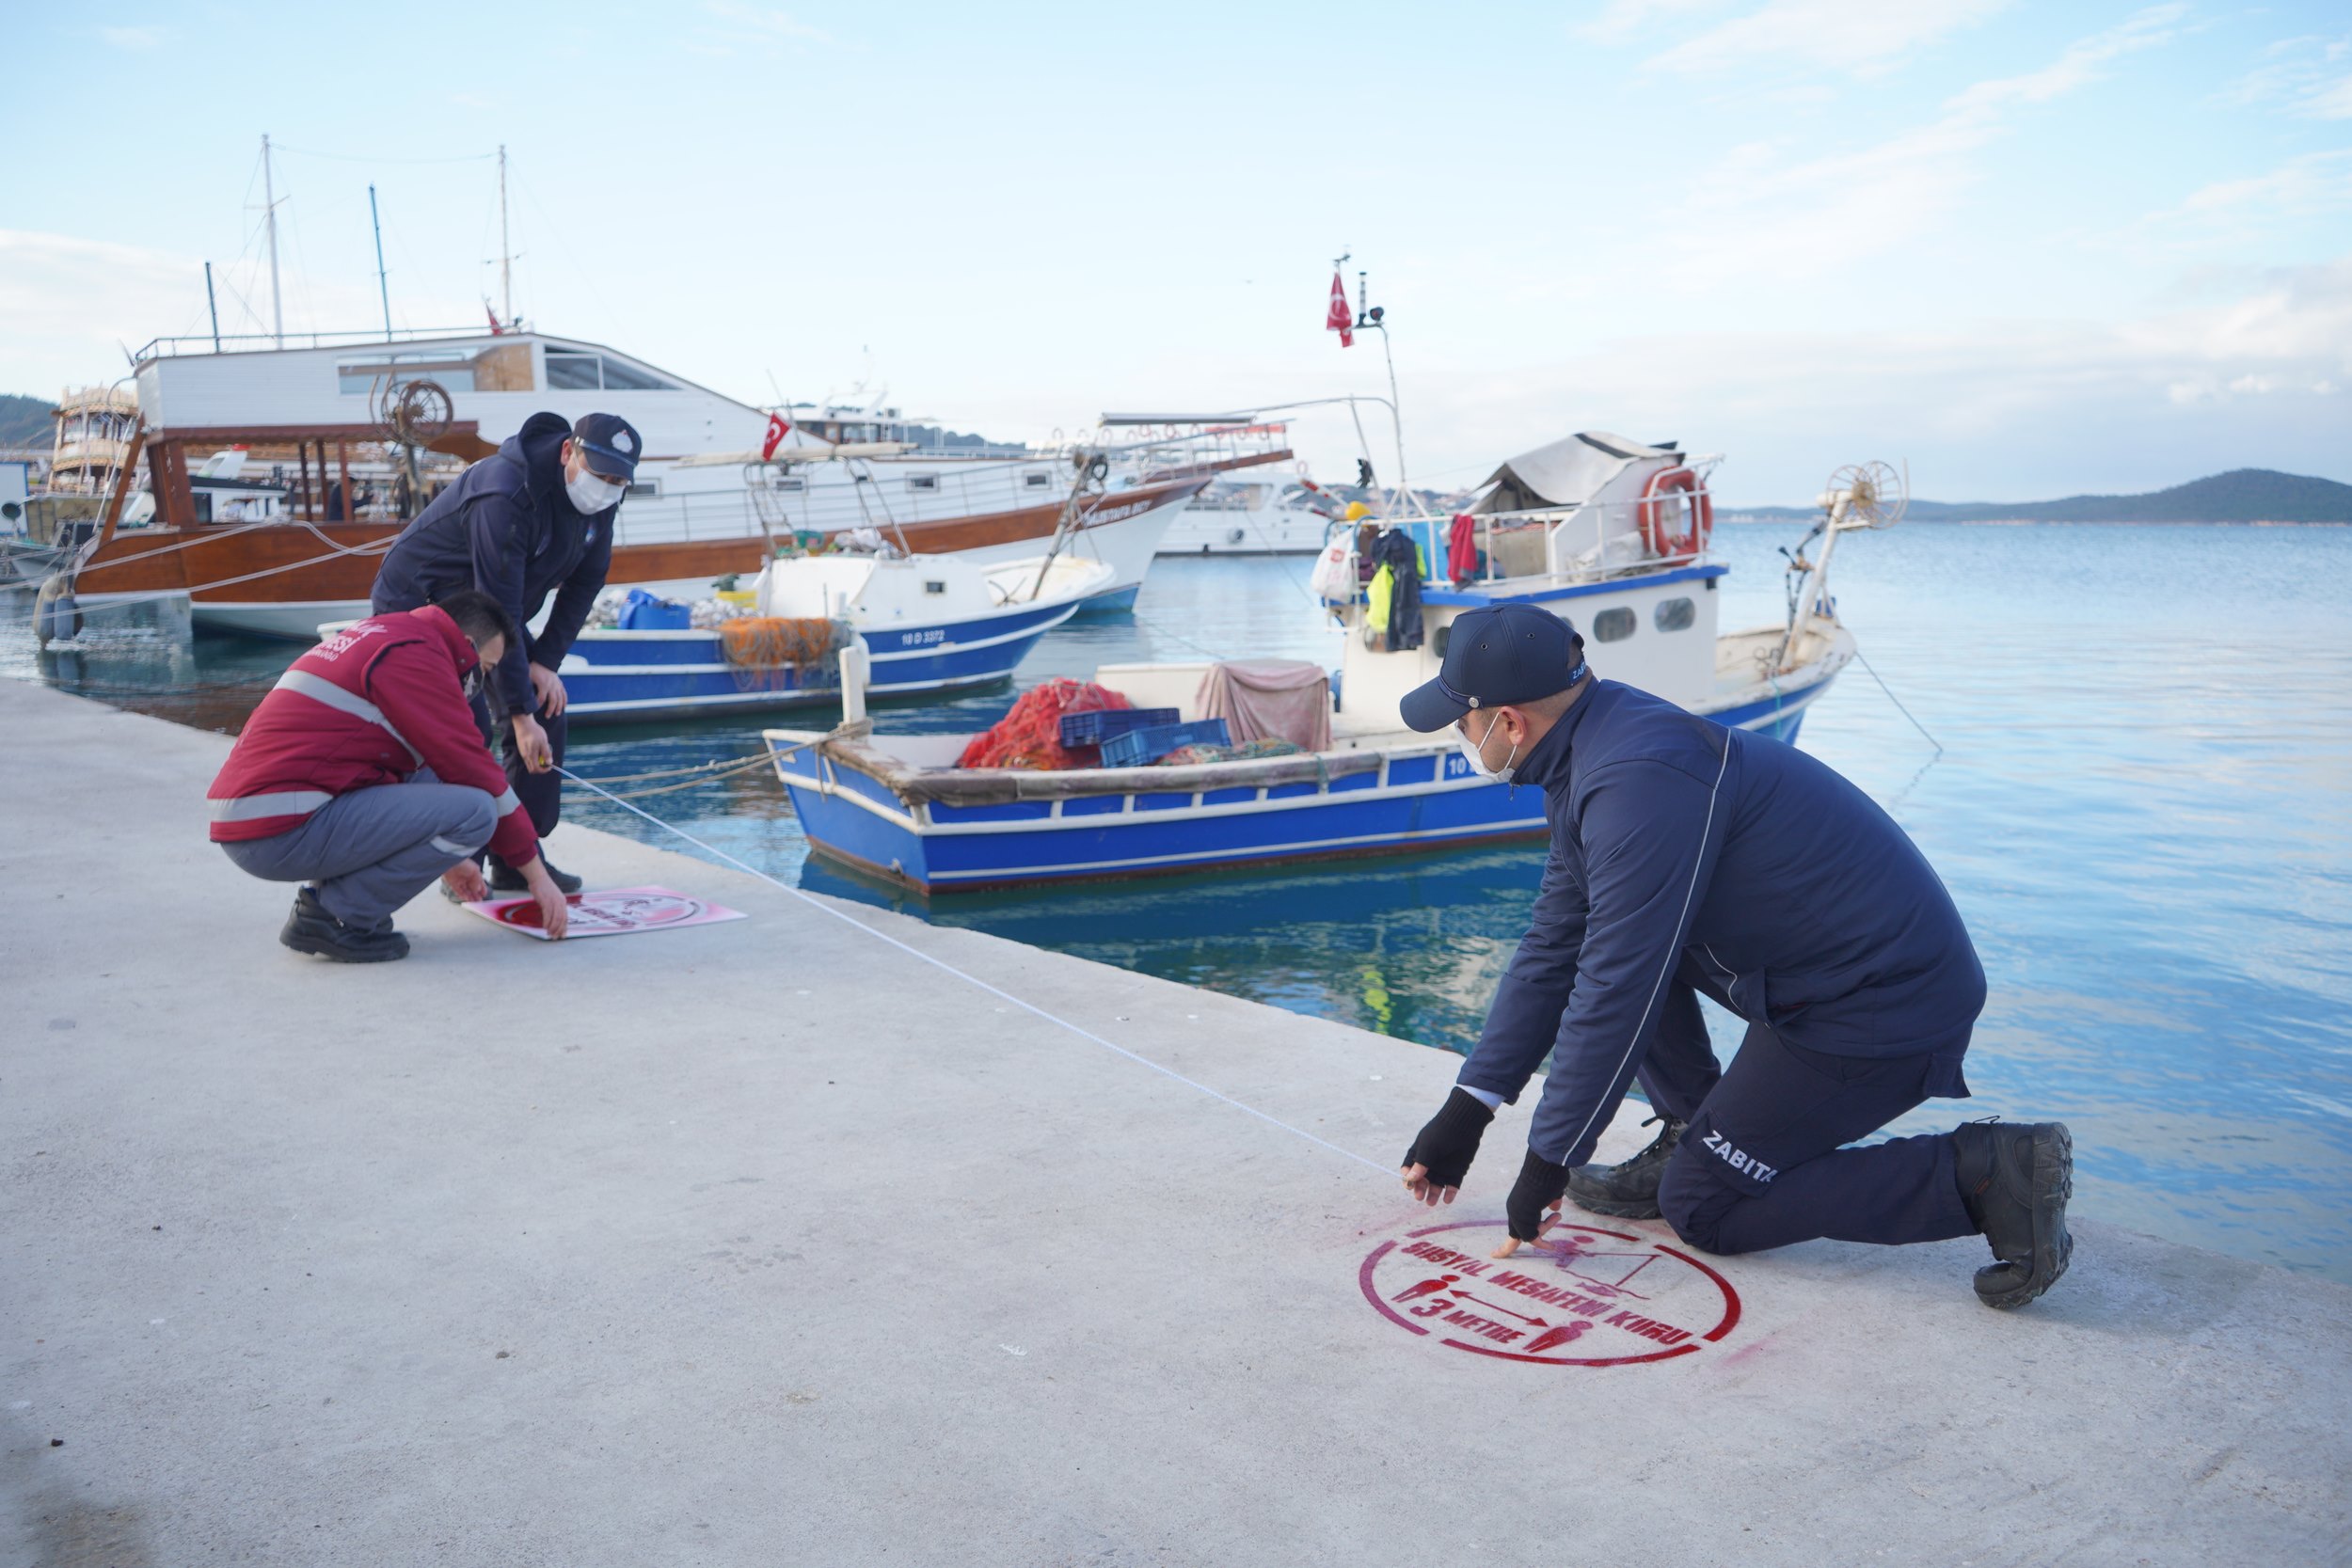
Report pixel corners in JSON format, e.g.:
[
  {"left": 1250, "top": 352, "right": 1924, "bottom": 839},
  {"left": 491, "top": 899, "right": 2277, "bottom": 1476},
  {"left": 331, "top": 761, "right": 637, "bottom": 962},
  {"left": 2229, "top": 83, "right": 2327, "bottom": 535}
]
[{"left": 1639, "top": 467, "right": 1712, "bottom": 560}]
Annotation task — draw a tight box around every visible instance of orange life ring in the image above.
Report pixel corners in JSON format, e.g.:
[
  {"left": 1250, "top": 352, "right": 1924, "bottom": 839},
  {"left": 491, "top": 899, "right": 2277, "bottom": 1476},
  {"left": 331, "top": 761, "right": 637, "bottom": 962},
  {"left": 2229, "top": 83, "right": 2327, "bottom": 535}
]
[{"left": 1640, "top": 467, "right": 1712, "bottom": 559}]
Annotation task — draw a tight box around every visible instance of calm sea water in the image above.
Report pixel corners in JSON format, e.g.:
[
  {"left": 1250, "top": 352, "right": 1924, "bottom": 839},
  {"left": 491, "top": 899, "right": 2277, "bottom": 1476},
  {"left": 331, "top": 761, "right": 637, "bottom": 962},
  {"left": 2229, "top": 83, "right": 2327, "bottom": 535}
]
[{"left": 8, "top": 523, "right": 2349, "bottom": 1282}]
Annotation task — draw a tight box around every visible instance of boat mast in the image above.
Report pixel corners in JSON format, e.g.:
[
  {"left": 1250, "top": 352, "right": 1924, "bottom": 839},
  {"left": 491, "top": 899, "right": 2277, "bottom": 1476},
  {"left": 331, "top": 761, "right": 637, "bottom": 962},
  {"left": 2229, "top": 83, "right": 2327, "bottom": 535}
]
[
  {"left": 369, "top": 184, "right": 392, "bottom": 341},
  {"left": 262, "top": 134, "right": 283, "bottom": 347},
  {"left": 498, "top": 145, "right": 513, "bottom": 328},
  {"left": 203, "top": 261, "right": 221, "bottom": 352},
  {"left": 1356, "top": 265, "right": 1416, "bottom": 517}
]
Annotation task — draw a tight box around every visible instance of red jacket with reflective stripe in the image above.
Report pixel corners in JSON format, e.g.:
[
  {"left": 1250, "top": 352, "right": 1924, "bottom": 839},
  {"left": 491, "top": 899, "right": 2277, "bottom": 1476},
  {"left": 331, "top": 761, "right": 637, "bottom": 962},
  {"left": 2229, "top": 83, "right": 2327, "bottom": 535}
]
[{"left": 207, "top": 606, "right": 539, "bottom": 865}]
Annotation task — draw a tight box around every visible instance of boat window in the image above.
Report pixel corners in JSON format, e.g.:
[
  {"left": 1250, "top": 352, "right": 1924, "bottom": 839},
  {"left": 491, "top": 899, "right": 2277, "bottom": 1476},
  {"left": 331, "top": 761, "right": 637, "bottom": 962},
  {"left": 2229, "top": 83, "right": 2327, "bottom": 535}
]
[
  {"left": 767, "top": 474, "right": 805, "bottom": 494},
  {"left": 546, "top": 349, "right": 601, "bottom": 389},
  {"left": 1025, "top": 472, "right": 1052, "bottom": 488},
  {"left": 1654, "top": 596, "right": 1695, "bottom": 632},
  {"left": 924, "top": 579, "right": 947, "bottom": 595},
  {"left": 336, "top": 355, "right": 478, "bottom": 395},
  {"left": 597, "top": 356, "right": 675, "bottom": 391},
  {"left": 625, "top": 479, "right": 660, "bottom": 499},
  {"left": 907, "top": 475, "right": 940, "bottom": 492},
  {"left": 1432, "top": 624, "right": 1451, "bottom": 657},
  {"left": 1592, "top": 607, "right": 1636, "bottom": 642}
]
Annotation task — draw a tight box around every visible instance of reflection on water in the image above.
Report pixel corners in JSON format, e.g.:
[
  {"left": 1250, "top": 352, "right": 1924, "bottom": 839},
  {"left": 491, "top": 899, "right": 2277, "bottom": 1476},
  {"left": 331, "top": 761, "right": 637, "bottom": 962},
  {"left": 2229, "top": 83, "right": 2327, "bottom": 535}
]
[{"left": 8, "top": 528, "right": 2350, "bottom": 1283}]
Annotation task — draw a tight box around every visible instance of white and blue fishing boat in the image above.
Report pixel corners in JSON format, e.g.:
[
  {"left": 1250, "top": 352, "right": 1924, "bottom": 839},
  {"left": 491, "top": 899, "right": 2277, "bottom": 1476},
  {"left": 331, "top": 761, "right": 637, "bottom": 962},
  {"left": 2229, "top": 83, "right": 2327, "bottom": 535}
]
[
  {"left": 766, "top": 436, "right": 1904, "bottom": 892},
  {"left": 555, "top": 548, "right": 1114, "bottom": 722}
]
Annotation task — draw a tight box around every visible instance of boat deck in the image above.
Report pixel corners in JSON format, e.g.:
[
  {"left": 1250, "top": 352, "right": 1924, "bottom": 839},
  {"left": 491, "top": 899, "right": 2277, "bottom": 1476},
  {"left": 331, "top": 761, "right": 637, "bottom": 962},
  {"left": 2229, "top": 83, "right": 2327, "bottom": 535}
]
[{"left": 4, "top": 678, "right": 2345, "bottom": 1564}]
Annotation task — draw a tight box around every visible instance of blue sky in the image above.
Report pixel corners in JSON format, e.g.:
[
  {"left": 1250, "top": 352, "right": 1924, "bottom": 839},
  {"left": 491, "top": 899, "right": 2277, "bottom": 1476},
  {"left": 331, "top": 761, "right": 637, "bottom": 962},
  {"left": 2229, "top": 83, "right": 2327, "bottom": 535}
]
[{"left": 4, "top": 1, "right": 2346, "bottom": 501}]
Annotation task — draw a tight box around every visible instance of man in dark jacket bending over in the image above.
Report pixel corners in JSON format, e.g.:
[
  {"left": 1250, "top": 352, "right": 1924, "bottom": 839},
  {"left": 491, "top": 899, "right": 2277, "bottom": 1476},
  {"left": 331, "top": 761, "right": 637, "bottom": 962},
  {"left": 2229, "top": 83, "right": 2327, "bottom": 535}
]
[
  {"left": 371, "top": 410, "right": 641, "bottom": 892},
  {"left": 1398, "top": 603, "right": 2073, "bottom": 1307}
]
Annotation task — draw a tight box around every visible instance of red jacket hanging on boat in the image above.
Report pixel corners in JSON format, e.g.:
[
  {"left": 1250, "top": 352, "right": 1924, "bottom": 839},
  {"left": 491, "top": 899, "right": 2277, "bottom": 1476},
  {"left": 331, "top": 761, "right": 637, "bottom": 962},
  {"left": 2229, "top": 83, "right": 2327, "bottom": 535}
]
[{"left": 206, "top": 605, "right": 540, "bottom": 865}]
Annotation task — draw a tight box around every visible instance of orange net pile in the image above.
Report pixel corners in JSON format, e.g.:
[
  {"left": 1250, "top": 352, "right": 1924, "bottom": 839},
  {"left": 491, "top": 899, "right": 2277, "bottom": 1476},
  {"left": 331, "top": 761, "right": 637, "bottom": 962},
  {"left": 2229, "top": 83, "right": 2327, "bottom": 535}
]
[
  {"left": 719, "top": 617, "right": 837, "bottom": 670},
  {"left": 956, "top": 678, "right": 1133, "bottom": 771}
]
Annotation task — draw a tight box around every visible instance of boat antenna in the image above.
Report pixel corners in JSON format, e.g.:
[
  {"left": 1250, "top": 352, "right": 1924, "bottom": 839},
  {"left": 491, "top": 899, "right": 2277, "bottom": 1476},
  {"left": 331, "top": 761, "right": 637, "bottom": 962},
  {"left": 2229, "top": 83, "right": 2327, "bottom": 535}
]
[
  {"left": 203, "top": 261, "right": 221, "bottom": 352},
  {"left": 1354, "top": 266, "right": 1416, "bottom": 516},
  {"left": 262, "top": 134, "right": 284, "bottom": 347},
  {"left": 369, "top": 183, "right": 392, "bottom": 341},
  {"left": 497, "top": 145, "right": 514, "bottom": 329}
]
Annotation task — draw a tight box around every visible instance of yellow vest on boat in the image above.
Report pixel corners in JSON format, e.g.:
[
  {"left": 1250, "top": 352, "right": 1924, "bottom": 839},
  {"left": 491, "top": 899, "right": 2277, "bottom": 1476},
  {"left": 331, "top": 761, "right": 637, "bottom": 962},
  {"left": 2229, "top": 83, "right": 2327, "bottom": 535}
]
[{"left": 1366, "top": 563, "right": 1394, "bottom": 635}]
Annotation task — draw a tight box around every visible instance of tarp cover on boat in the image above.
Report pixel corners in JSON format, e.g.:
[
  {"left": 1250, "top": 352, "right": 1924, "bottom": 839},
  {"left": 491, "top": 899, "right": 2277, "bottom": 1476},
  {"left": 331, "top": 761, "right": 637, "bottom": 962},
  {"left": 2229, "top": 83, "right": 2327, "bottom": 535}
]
[
  {"left": 1195, "top": 660, "right": 1331, "bottom": 753},
  {"left": 1470, "top": 432, "right": 1679, "bottom": 515}
]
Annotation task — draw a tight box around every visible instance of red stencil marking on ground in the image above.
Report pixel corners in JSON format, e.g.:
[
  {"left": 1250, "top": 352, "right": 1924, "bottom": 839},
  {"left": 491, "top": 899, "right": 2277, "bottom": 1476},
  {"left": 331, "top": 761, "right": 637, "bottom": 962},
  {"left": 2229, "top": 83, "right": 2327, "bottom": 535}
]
[
  {"left": 1359, "top": 1219, "right": 1740, "bottom": 1367},
  {"left": 462, "top": 885, "right": 747, "bottom": 942}
]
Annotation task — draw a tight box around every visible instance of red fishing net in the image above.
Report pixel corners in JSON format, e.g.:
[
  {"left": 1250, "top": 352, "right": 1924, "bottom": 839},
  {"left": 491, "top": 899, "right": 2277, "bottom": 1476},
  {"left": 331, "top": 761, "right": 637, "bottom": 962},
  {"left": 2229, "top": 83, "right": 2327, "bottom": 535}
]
[{"left": 956, "top": 678, "right": 1134, "bottom": 770}]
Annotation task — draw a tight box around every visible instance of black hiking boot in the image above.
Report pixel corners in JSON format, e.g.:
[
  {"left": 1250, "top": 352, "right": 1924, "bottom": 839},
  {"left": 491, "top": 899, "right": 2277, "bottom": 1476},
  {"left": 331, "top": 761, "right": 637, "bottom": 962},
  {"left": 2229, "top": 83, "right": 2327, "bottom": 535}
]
[
  {"left": 280, "top": 887, "right": 409, "bottom": 963},
  {"left": 1566, "top": 1114, "right": 1686, "bottom": 1219},
  {"left": 1952, "top": 1119, "right": 2074, "bottom": 1308},
  {"left": 488, "top": 855, "right": 581, "bottom": 895}
]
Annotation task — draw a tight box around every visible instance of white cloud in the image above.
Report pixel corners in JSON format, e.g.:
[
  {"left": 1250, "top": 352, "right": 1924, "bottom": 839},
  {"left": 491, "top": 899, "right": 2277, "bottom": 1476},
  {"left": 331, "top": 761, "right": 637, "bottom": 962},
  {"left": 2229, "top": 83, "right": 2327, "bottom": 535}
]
[
  {"left": 1393, "top": 256, "right": 2352, "bottom": 500},
  {"left": 2221, "top": 32, "right": 2352, "bottom": 119},
  {"left": 0, "top": 230, "right": 482, "bottom": 396},
  {"left": 696, "top": 0, "right": 830, "bottom": 47},
  {"left": 1652, "top": 7, "right": 2190, "bottom": 284},
  {"left": 1645, "top": 0, "right": 2010, "bottom": 79},
  {"left": 99, "top": 24, "right": 162, "bottom": 49},
  {"left": 1577, "top": 0, "right": 1724, "bottom": 45},
  {"left": 1947, "top": 3, "right": 2185, "bottom": 112},
  {"left": 2173, "top": 150, "right": 2352, "bottom": 222}
]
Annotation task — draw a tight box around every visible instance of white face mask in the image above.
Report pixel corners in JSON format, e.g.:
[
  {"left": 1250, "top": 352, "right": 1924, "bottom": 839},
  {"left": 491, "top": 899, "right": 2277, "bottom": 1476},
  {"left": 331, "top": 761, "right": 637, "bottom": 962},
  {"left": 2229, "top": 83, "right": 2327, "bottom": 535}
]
[
  {"left": 1457, "top": 710, "right": 1518, "bottom": 784},
  {"left": 565, "top": 466, "right": 626, "bottom": 515}
]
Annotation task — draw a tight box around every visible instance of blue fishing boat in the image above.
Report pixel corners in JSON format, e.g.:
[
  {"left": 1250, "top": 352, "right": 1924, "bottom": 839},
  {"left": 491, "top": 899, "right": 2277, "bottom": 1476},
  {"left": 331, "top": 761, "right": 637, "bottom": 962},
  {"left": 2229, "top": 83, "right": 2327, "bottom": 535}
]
[
  {"left": 557, "top": 549, "right": 1112, "bottom": 722},
  {"left": 767, "top": 437, "right": 1902, "bottom": 892}
]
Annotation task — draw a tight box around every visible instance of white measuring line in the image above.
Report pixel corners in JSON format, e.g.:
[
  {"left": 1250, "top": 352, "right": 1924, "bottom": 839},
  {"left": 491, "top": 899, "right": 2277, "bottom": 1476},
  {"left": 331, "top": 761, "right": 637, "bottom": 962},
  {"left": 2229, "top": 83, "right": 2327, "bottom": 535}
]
[{"left": 557, "top": 765, "right": 1394, "bottom": 1178}]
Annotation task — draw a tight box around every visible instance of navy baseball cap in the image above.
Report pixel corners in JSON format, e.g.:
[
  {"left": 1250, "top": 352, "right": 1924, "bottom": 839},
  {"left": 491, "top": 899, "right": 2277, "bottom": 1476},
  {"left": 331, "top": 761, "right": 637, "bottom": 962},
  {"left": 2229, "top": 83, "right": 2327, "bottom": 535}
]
[
  {"left": 572, "top": 413, "right": 643, "bottom": 479},
  {"left": 1400, "top": 603, "right": 1587, "bottom": 732}
]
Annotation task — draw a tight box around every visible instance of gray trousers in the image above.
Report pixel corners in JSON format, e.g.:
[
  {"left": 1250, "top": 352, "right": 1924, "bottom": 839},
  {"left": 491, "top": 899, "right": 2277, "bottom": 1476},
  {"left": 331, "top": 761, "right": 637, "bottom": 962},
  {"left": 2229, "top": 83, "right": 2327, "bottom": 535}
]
[{"left": 221, "top": 770, "right": 497, "bottom": 933}]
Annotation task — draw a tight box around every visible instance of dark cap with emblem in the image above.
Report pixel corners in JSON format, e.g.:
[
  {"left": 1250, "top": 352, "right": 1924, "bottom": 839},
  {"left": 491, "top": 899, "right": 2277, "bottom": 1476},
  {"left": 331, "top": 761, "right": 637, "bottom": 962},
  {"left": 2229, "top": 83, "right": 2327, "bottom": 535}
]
[
  {"left": 1399, "top": 602, "right": 1588, "bottom": 733},
  {"left": 572, "top": 412, "right": 643, "bottom": 479}
]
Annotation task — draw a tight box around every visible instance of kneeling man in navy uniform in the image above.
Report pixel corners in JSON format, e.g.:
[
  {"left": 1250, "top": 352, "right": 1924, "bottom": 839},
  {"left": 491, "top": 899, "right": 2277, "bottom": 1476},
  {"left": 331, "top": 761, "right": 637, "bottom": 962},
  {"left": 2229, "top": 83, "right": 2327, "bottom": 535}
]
[{"left": 1397, "top": 603, "right": 2072, "bottom": 1307}]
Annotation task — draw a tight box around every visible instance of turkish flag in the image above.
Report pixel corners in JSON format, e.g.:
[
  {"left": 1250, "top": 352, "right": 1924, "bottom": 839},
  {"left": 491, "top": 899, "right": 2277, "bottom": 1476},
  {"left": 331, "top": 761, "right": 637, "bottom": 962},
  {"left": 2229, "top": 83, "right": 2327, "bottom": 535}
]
[
  {"left": 761, "top": 412, "right": 792, "bottom": 460},
  {"left": 1326, "top": 271, "right": 1354, "bottom": 348}
]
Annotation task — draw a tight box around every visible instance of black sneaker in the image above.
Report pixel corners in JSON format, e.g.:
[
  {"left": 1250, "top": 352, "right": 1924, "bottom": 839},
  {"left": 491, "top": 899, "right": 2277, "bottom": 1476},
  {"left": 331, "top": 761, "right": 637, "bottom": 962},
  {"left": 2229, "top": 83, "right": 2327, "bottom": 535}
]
[
  {"left": 488, "top": 855, "right": 581, "bottom": 895},
  {"left": 280, "top": 887, "right": 410, "bottom": 963},
  {"left": 1566, "top": 1114, "right": 1686, "bottom": 1219},
  {"left": 1952, "top": 1119, "right": 2074, "bottom": 1308}
]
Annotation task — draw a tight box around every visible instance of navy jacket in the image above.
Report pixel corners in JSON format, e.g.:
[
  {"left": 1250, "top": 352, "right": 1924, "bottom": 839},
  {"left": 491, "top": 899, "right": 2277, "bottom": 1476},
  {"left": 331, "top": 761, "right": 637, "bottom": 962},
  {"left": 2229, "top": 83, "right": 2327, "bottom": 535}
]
[
  {"left": 370, "top": 411, "right": 616, "bottom": 712},
  {"left": 1459, "top": 680, "right": 1985, "bottom": 1167}
]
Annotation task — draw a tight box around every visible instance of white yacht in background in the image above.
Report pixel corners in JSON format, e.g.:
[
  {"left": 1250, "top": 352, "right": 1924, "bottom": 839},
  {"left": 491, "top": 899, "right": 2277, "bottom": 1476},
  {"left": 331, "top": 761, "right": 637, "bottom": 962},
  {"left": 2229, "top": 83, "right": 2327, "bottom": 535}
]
[
  {"left": 1156, "top": 467, "right": 1333, "bottom": 554},
  {"left": 57, "top": 331, "right": 1196, "bottom": 636}
]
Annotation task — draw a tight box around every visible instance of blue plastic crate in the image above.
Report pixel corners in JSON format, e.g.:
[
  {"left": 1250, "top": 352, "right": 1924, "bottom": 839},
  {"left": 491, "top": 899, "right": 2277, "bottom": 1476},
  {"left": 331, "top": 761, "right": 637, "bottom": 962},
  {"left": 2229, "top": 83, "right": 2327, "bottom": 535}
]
[
  {"left": 617, "top": 589, "right": 692, "bottom": 631},
  {"left": 1099, "top": 718, "right": 1232, "bottom": 768},
  {"left": 1059, "top": 706, "right": 1180, "bottom": 748}
]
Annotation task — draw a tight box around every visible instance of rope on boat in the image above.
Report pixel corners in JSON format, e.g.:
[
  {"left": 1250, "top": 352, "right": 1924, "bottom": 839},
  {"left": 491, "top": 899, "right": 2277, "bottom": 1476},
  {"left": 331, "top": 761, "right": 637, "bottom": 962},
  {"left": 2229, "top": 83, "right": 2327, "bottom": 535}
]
[
  {"left": 564, "top": 753, "right": 780, "bottom": 800},
  {"left": 563, "top": 753, "right": 773, "bottom": 787},
  {"left": 555, "top": 762, "right": 1393, "bottom": 1179},
  {"left": 54, "top": 524, "right": 400, "bottom": 610},
  {"left": 1853, "top": 650, "right": 1946, "bottom": 755}
]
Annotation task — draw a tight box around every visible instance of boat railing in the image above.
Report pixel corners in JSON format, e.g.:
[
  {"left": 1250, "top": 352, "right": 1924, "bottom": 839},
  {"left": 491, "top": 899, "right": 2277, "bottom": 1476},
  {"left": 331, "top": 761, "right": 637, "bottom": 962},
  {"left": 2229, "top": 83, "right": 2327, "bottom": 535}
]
[
  {"left": 617, "top": 453, "right": 1109, "bottom": 550},
  {"left": 1325, "top": 483, "right": 1718, "bottom": 604},
  {"left": 133, "top": 327, "right": 499, "bottom": 361}
]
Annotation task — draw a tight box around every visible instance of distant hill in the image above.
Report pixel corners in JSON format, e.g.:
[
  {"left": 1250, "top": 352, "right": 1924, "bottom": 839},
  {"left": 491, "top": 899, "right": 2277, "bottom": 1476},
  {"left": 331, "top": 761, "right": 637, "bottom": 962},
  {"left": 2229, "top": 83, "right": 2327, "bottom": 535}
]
[
  {"left": 1725, "top": 468, "right": 2352, "bottom": 524},
  {"left": 0, "top": 393, "right": 53, "bottom": 451}
]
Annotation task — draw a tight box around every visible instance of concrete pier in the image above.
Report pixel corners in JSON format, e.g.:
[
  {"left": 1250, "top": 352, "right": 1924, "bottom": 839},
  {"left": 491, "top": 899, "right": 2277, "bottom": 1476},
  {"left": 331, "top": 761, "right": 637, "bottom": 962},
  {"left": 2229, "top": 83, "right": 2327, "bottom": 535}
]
[{"left": 4, "top": 679, "right": 2347, "bottom": 1566}]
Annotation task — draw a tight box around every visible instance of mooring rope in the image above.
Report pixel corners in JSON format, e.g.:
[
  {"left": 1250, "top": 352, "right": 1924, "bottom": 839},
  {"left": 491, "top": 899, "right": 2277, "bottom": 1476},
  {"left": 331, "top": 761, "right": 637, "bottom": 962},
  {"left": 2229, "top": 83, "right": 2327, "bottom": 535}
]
[
  {"left": 1853, "top": 649, "right": 1946, "bottom": 754},
  {"left": 555, "top": 762, "right": 1391, "bottom": 1177}
]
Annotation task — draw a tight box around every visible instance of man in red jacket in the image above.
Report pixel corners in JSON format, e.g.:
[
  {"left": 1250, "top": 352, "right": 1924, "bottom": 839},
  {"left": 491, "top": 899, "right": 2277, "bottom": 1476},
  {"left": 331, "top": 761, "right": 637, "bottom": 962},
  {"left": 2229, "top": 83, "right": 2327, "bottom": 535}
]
[{"left": 209, "top": 590, "right": 571, "bottom": 961}]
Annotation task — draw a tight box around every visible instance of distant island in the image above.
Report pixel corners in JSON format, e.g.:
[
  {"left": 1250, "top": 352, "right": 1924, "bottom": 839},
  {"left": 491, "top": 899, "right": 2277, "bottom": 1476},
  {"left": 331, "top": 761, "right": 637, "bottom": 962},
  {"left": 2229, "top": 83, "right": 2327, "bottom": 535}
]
[
  {"left": 1724, "top": 468, "right": 2352, "bottom": 525},
  {"left": 0, "top": 392, "right": 54, "bottom": 452}
]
